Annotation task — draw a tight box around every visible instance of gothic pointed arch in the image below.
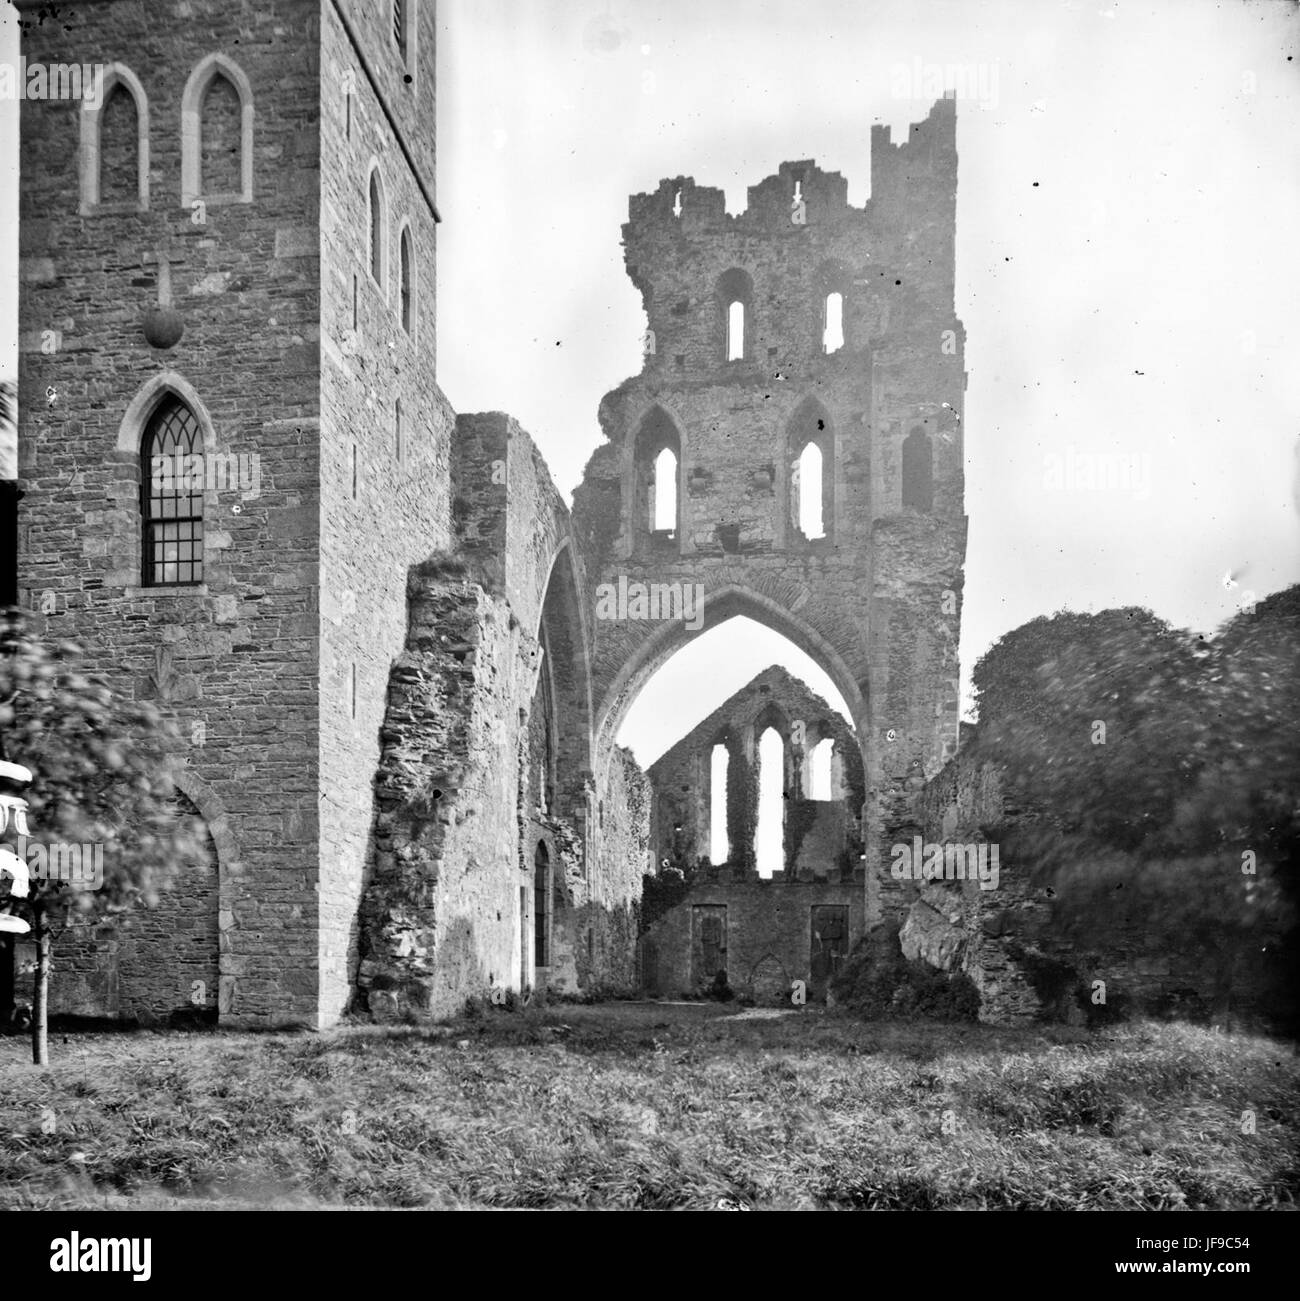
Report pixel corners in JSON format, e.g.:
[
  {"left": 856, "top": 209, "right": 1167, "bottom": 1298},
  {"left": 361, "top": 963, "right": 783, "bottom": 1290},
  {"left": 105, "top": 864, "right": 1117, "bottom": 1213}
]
[
  {"left": 181, "top": 53, "right": 254, "bottom": 206},
  {"left": 628, "top": 403, "right": 684, "bottom": 553},
  {"left": 786, "top": 395, "right": 835, "bottom": 543},
  {"left": 79, "top": 63, "right": 149, "bottom": 214}
]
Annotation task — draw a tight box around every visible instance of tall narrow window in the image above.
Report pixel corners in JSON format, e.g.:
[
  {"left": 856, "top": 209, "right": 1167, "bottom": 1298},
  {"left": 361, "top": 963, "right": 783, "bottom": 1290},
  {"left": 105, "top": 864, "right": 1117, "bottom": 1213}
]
[
  {"left": 142, "top": 398, "right": 204, "bottom": 587},
  {"left": 902, "top": 427, "right": 934, "bottom": 512},
  {"left": 394, "top": 398, "right": 403, "bottom": 462},
  {"left": 368, "top": 169, "right": 385, "bottom": 288},
  {"left": 710, "top": 744, "right": 730, "bottom": 865},
  {"left": 788, "top": 397, "right": 833, "bottom": 543},
  {"left": 200, "top": 73, "right": 241, "bottom": 196},
  {"left": 716, "top": 269, "right": 753, "bottom": 365},
  {"left": 181, "top": 54, "right": 254, "bottom": 206},
  {"left": 727, "top": 300, "right": 745, "bottom": 361},
  {"left": 80, "top": 64, "right": 149, "bottom": 214},
  {"left": 756, "top": 727, "right": 784, "bottom": 878},
  {"left": 652, "top": 446, "right": 677, "bottom": 532},
  {"left": 351, "top": 442, "right": 358, "bottom": 499},
  {"left": 534, "top": 842, "right": 550, "bottom": 968},
  {"left": 634, "top": 406, "right": 681, "bottom": 551},
  {"left": 393, "top": 0, "right": 406, "bottom": 51},
  {"left": 399, "top": 225, "right": 414, "bottom": 333},
  {"left": 98, "top": 84, "right": 138, "bottom": 207},
  {"left": 796, "top": 442, "right": 825, "bottom": 539},
  {"left": 809, "top": 738, "right": 834, "bottom": 800},
  {"left": 823, "top": 292, "right": 844, "bottom": 354}
]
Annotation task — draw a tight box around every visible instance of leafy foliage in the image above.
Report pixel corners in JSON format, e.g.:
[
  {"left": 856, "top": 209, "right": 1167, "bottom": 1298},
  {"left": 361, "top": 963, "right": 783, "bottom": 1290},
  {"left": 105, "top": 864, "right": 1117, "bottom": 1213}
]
[
  {"left": 968, "top": 591, "right": 1299, "bottom": 1026},
  {"left": 0, "top": 616, "right": 206, "bottom": 924}
]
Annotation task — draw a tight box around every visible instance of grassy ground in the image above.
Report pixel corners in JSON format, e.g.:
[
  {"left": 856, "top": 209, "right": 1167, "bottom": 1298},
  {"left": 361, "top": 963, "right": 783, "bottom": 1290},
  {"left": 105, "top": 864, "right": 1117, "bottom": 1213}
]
[{"left": 0, "top": 1002, "right": 1295, "bottom": 1209}]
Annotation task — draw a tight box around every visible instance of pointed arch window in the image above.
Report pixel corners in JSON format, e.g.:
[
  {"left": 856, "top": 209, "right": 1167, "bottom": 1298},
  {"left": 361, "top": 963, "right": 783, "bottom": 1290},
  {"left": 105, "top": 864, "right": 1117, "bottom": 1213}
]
[
  {"left": 902, "top": 427, "right": 934, "bottom": 512},
  {"left": 788, "top": 398, "right": 834, "bottom": 543},
  {"left": 142, "top": 398, "right": 204, "bottom": 587},
  {"left": 368, "top": 168, "right": 386, "bottom": 289},
  {"left": 633, "top": 406, "right": 682, "bottom": 550},
  {"left": 181, "top": 54, "right": 254, "bottom": 207},
  {"left": 80, "top": 64, "right": 149, "bottom": 214},
  {"left": 398, "top": 223, "right": 414, "bottom": 333}
]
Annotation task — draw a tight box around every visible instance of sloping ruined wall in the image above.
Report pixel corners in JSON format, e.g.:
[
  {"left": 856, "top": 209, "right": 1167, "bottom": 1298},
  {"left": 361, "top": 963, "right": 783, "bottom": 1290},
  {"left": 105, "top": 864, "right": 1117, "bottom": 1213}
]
[{"left": 357, "top": 416, "right": 649, "bottom": 1017}]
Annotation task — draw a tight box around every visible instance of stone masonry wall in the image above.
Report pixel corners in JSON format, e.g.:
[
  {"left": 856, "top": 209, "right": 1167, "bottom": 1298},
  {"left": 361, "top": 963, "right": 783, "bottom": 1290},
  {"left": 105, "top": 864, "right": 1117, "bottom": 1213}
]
[
  {"left": 16, "top": 0, "right": 324, "bottom": 1026},
  {"left": 641, "top": 870, "right": 866, "bottom": 1004},
  {"left": 318, "top": 0, "right": 455, "bottom": 1026}
]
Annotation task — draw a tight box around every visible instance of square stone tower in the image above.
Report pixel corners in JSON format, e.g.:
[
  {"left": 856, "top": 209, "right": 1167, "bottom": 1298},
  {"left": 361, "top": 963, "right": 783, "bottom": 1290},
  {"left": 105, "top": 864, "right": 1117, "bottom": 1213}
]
[
  {"left": 13, "top": 0, "right": 452, "bottom": 1027},
  {"left": 573, "top": 96, "right": 968, "bottom": 925}
]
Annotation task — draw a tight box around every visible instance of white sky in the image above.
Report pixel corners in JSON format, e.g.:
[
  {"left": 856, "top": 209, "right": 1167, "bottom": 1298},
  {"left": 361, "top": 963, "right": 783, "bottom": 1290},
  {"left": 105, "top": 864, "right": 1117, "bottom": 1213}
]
[{"left": 3, "top": 1, "right": 1298, "bottom": 773}]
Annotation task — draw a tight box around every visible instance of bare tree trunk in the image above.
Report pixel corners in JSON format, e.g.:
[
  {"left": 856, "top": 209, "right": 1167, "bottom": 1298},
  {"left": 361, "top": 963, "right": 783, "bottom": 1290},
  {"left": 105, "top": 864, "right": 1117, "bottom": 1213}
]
[{"left": 31, "top": 905, "right": 48, "bottom": 1067}]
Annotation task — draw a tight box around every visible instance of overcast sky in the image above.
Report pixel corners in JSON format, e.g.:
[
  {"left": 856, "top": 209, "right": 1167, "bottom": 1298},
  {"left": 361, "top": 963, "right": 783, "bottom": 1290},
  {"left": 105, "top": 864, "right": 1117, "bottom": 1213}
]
[{"left": 3, "top": 1, "right": 1298, "bottom": 770}]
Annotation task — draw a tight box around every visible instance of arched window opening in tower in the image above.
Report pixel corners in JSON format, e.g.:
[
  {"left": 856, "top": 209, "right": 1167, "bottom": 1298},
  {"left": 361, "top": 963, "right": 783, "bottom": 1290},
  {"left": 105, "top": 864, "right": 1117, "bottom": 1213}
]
[
  {"left": 823, "top": 291, "right": 844, "bottom": 354},
  {"left": 727, "top": 300, "right": 745, "bottom": 362},
  {"left": 797, "top": 442, "right": 825, "bottom": 539},
  {"left": 142, "top": 398, "right": 204, "bottom": 587},
  {"left": 200, "top": 73, "right": 241, "bottom": 196},
  {"left": 756, "top": 727, "right": 784, "bottom": 878},
  {"left": 710, "top": 743, "right": 730, "bottom": 864},
  {"left": 809, "top": 737, "right": 834, "bottom": 800},
  {"left": 99, "top": 83, "right": 138, "bottom": 207},
  {"left": 902, "top": 427, "right": 934, "bottom": 512},
  {"left": 652, "top": 445, "right": 677, "bottom": 533}
]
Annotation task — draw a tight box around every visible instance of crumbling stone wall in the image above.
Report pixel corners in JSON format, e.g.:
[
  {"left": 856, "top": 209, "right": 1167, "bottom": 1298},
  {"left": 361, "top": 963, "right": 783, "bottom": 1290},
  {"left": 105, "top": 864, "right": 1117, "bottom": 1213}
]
[{"left": 357, "top": 414, "right": 649, "bottom": 1016}]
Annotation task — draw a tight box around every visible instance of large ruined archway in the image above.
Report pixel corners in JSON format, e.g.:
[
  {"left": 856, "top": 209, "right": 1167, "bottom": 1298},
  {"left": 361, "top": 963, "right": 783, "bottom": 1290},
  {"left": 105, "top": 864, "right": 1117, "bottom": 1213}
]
[{"left": 594, "top": 584, "right": 868, "bottom": 785}]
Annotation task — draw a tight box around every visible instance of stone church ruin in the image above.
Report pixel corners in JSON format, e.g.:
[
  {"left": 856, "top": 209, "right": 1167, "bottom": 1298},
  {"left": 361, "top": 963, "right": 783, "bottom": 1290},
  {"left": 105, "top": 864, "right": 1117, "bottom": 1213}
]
[{"left": 14, "top": 0, "right": 1183, "bottom": 1031}]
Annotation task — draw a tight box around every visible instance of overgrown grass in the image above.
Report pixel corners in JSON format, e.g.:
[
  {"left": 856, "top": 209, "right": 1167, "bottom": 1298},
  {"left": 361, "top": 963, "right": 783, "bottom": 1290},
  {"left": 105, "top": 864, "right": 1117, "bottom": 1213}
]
[{"left": 0, "top": 1004, "right": 1295, "bottom": 1209}]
